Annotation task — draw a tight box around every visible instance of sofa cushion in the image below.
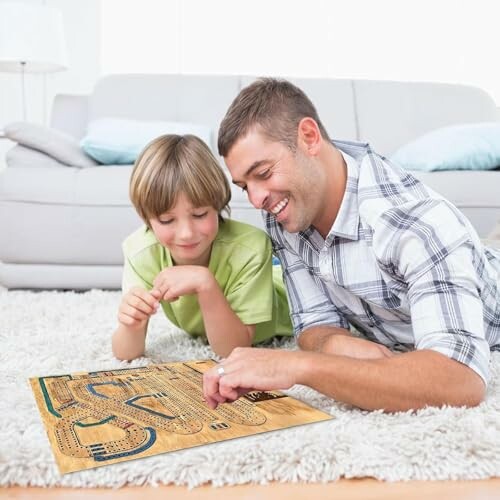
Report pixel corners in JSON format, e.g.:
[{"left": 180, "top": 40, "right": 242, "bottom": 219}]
[
  {"left": 0, "top": 165, "right": 133, "bottom": 205},
  {"left": 88, "top": 74, "right": 241, "bottom": 153},
  {"left": 4, "top": 122, "right": 98, "bottom": 168},
  {"left": 80, "top": 118, "right": 212, "bottom": 164},
  {"left": 391, "top": 122, "right": 500, "bottom": 172},
  {"left": 354, "top": 81, "right": 498, "bottom": 155},
  {"left": 6, "top": 145, "right": 68, "bottom": 169}
]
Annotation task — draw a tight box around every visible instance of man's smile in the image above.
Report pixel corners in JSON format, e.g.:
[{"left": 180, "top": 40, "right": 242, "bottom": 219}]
[{"left": 270, "top": 196, "right": 289, "bottom": 216}]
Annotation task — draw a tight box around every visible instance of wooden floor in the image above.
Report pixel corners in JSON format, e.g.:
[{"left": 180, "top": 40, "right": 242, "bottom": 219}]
[{"left": 3, "top": 479, "right": 500, "bottom": 500}]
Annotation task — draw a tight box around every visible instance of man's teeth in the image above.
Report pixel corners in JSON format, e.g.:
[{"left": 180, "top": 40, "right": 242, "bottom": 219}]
[{"left": 271, "top": 197, "right": 289, "bottom": 215}]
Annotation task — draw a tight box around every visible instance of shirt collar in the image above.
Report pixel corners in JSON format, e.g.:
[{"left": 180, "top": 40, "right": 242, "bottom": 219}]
[{"left": 324, "top": 142, "right": 363, "bottom": 244}]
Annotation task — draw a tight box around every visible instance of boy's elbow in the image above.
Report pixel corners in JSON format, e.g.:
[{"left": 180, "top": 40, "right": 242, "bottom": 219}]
[{"left": 112, "top": 344, "right": 143, "bottom": 361}]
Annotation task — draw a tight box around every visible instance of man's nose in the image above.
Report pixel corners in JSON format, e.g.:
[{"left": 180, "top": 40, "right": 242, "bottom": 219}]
[{"left": 247, "top": 183, "right": 268, "bottom": 210}]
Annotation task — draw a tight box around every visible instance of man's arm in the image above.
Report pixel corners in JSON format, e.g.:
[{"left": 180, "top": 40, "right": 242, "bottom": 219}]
[
  {"left": 202, "top": 347, "right": 485, "bottom": 412},
  {"left": 297, "top": 349, "right": 485, "bottom": 411},
  {"left": 298, "top": 325, "right": 394, "bottom": 359}
]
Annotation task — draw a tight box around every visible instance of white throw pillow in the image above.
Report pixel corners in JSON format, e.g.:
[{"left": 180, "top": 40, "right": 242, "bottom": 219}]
[
  {"left": 4, "top": 122, "right": 98, "bottom": 168},
  {"left": 6, "top": 145, "right": 69, "bottom": 169},
  {"left": 80, "top": 118, "right": 212, "bottom": 165}
]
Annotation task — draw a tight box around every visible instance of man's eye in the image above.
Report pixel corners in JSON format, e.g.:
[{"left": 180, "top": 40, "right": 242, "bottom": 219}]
[
  {"left": 193, "top": 211, "right": 208, "bottom": 219},
  {"left": 256, "top": 168, "right": 271, "bottom": 179}
]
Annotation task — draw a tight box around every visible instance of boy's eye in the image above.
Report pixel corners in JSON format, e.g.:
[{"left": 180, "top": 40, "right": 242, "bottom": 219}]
[
  {"left": 158, "top": 218, "right": 173, "bottom": 225},
  {"left": 193, "top": 211, "right": 208, "bottom": 219}
]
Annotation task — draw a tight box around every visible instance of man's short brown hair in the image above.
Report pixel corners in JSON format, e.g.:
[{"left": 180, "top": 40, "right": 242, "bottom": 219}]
[{"left": 218, "top": 78, "right": 330, "bottom": 157}]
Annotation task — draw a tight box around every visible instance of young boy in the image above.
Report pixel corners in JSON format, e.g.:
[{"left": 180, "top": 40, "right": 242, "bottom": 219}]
[{"left": 112, "top": 134, "right": 292, "bottom": 360}]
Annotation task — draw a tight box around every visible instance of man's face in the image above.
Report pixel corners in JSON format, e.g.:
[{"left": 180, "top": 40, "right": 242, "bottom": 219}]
[{"left": 224, "top": 128, "right": 324, "bottom": 234}]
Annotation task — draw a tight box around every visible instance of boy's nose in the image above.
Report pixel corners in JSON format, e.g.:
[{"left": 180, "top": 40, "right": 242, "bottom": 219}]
[{"left": 178, "top": 222, "right": 195, "bottom": 239}]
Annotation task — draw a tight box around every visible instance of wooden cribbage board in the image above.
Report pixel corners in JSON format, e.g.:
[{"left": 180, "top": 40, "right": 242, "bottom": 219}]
[{"left": 30, "top": 359, "right": 332, "bottom": 474}]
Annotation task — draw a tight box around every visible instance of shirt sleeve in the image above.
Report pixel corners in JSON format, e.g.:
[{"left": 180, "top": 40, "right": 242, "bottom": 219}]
[
  {"left": 374, "top": 200, "right": 491, "bottom": 384},
  {"left": 266, "top": 222, "right": 349, "bottom": 337},
  {"left": 121, "top": 250, "right": 151, "bottom": 295},
  {"left": 223, "top": 237, "right": 275, "bottom": 326}
]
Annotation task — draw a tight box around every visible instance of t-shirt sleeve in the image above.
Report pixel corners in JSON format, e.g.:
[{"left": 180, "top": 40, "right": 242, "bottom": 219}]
[
  {"left": 223, "top": 236, "right": 276, "bottom": 326},
  {"left": 373, "top": 200, "right": 491, "bottom": 384},
  {"left": 121, "top": 247, "right": 151, "bottom": 295}
]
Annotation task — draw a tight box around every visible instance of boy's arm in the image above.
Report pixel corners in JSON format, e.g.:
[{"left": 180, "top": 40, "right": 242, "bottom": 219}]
[
  {"left": 197, "top": 274, "right": 256, "bottom": 357},
  {"left": 153, "top": 266, "right": 255, "bottom": 357},
  {"left": 112, "top": 286, "right": 160, "bottom": 361},
  {"left": 112, "top": 321, "right": 148, "bottom": 361}
]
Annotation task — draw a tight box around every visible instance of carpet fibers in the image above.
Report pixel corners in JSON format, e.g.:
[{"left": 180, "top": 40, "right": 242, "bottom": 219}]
[{"left": 1, "top": 289, "right": 500, "bottom": 487}]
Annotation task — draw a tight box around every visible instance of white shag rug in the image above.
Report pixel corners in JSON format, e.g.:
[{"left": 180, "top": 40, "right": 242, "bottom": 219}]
[{"left": 1, "top": 289, "right": 500, "bottom": 488}]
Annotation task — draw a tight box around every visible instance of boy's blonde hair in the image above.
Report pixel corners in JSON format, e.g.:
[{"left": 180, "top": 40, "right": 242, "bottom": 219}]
[{"left": 130, "top": 134, "right": 231, "bottom": 227}]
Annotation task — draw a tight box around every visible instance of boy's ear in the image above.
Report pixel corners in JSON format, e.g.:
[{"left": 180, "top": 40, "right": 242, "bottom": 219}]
[{"left": 297, "top": 117, "right": 321, "bottom": 156}]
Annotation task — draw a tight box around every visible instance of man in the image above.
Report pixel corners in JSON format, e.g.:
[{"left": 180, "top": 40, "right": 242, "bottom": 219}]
[{"left": 202, "top": 78, "right": 500, "bottom": 412}]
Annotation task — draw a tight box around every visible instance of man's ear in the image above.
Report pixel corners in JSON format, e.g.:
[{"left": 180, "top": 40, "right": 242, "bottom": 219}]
[{"left": 297, "top": 117, "right": 322, "bottom": 156}]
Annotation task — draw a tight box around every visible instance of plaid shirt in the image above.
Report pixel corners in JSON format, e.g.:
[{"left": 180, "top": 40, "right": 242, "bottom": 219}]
[{"left": 265, "top": 140, "right": 500, "bottom": 385}]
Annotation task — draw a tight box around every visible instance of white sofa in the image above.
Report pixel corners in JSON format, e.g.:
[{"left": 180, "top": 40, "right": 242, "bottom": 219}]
[{"left": 1, "top": 74, "right": 499, "bottom": 289}]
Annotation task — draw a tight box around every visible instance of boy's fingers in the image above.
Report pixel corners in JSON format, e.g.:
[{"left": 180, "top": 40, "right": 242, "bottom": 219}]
[
  {"left": 123, "top": 304, "right": 149, "bottom": 321},
  {"left": 128, "top": 295, "right": 156, "bottom": 316}
]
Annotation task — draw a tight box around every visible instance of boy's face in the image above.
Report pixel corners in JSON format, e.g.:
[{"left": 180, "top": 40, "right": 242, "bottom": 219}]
[{"left": 149, "top": 192, "right": 219, "bottom": 266}]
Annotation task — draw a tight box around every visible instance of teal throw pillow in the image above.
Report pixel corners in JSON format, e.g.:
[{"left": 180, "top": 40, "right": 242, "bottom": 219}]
[
  {"left": 80, "top": 118, "right": 212, "bottom": 165},
  {"left": 391, "top": 122, "right": 500, "bottom": 172}
]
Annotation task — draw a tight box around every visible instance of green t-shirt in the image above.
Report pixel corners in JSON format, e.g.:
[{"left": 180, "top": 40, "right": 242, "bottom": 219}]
[{"left": 122, "top": 219, "right": 292, "bottom": 344}]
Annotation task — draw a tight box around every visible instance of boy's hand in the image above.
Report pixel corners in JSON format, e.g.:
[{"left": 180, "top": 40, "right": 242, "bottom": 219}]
[
  {"left": 152, "top": 266, "right": 215, "bottom": 302},
  {"left": 118, "top": 287, "right": 160, "bottom": 329}
]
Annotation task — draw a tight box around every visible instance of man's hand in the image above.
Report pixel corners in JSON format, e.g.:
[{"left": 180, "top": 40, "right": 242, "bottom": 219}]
[
  {"left": 202, "top": 347, "right": 300, "bottom": 409},
  {"left": 153, "top": 266, "right": 215, "bottom": 302},
  {"left": 118, "top": 286, "right": 161, "bottom": 329}
]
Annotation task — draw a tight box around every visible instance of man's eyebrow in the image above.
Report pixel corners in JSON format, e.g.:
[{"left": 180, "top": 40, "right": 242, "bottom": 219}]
[{"left": 231, "top": 159, "right": 272, "bottom": 185}]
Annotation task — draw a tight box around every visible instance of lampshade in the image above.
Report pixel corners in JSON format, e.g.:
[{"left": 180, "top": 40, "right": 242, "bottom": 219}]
[{"left": 0, "top": 2, "right": 68, "bottom": 73}]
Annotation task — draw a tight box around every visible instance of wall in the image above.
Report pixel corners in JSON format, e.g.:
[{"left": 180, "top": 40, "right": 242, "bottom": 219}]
[
  {"left": 101, "top": 0, "right": 500, "bottom": 105},
  {"left": 0, "top": 0, "right": 100, "bottom": 168}
]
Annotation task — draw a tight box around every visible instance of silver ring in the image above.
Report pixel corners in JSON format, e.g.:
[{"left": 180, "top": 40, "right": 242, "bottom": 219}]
[{"left": 217, "top": 365, "right": 225, "bottom": 376}]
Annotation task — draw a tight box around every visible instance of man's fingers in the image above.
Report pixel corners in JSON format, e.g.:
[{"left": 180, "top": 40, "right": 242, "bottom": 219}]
[
  {"left": 218, "top": 374, "right": 247, "bottom": 401},
  {"left": 202, "top": 370, "right": 222, "bottom": 407},
  {"left": 204, "top": 395, "right": 219, "bottom": 410}
]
